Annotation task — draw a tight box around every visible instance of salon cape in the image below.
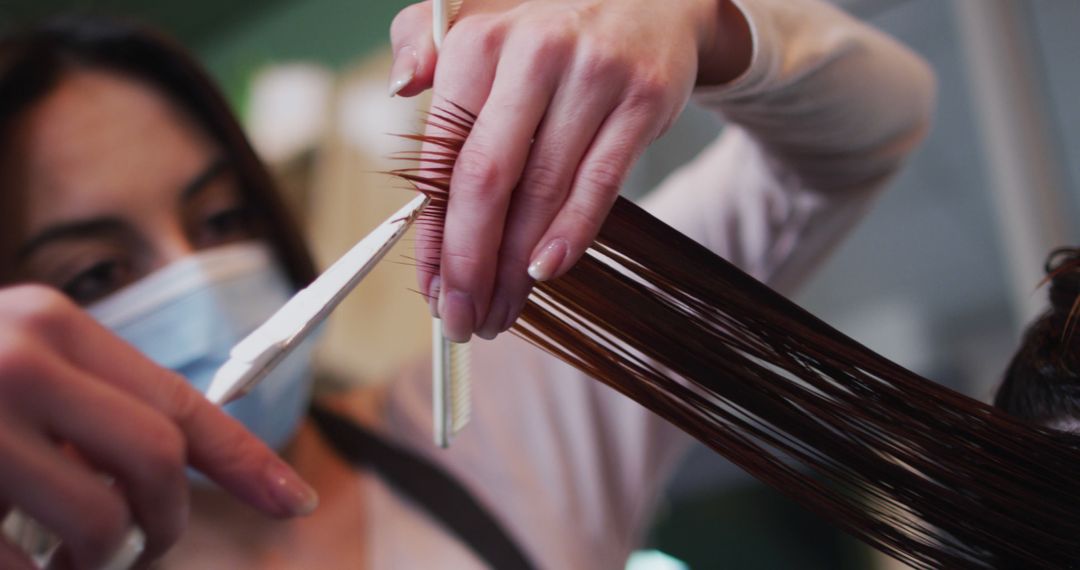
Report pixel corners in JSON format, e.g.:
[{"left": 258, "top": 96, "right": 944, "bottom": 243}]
[{"left": 326, "top": 0, "right": 933, "bottom": 567}]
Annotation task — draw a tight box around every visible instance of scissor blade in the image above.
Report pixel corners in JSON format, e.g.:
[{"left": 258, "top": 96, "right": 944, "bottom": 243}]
[
  {"left": 306, "top": 193, "right": 429, "bottom": 322},
  {"left": 206, "top": 194, "right": 430, "bottom": 404}
]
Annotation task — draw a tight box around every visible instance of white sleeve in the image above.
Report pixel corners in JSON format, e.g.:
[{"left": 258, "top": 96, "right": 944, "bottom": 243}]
[
  {"left": 381, "top": 1, "right": 936, "bottom": 568},
  {"left": 643, "top": 0, "right": 935, "bottom": 295}
]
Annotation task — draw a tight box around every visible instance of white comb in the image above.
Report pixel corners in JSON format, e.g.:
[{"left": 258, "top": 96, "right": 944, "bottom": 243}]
[
  {"left": 432, "top": 0, "right": 471, "bottom": 449},
  {"left": 433, "top": 0, "right": 463, "bottom": 49},
  {"left": 433, "top": 320, "right": 471, "bottom": 448}
]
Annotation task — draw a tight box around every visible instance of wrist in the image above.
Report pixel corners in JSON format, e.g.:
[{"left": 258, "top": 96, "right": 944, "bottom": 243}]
[{"left": 695, "top": 0, "right": 752, "bottom": 87}]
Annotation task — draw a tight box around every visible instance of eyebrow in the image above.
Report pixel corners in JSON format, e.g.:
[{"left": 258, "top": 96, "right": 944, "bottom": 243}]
[
  {"left": 180, "top": 156, "right": 229, "bottom": 201},
  {"left": 15, "top": 157, "right": 230, "bottom": 261},
  {"left": 15, "top": 218, "right": 129, "bottom": 261}
]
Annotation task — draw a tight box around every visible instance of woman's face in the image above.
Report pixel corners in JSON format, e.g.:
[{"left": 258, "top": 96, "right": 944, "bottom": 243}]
[{"left": 0, "top": 69, "right": 260, "bottom": 305}]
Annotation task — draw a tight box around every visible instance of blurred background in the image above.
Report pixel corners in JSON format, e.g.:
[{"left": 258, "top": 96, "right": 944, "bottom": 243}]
[{"left": 3, "top": 0, "right": 1077, "bottom": 568}]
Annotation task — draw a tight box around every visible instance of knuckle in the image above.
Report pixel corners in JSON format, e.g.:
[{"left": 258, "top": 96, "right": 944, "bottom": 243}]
[
  {"left": 0, "top": 332, "right": 36, "bottom": 377},
  {"left": 576, "top": 49, "right": 625, "bottom": 85},
  {"left": 524, "top": 27, "right": 574, "bottom": 66},
  {"left": 624, "top": 71, "right": 669, "bottom": 111},
  {"left": 451, "top": 15, "right": 505, "bottom": 55},
  {"left": 572, "top": 32, "right": 632, "bottom": 83},
  {"left": 0, "top": 332, "right": 53, "bottom": 399},
  {"left": 453, "top": 147, "right": 503, "bottom": 194},
  {"left": 520, "top": 159, "right": 568, "bottom": 202},
  {"left": 561, "top": 202, "right": 605, "bottom": 242},
  {"left": 0, "top": 284, "right": 73, "bottom": 336},
  {"left": 155, "top": 372, "right": 201, "bottom": 423},
  {"left": 136, "top": 420, "right": 186, "bottom": 484},
  {"left": 442, "top": 250, "right": 486, "bottom": 279},
  {"left": 580, "top": 157, "right": 626, "bottom": 196}
]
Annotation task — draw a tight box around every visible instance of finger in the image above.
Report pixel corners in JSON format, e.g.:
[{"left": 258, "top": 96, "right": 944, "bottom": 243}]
[
  {"left": 474, "top": 71, "right": 624, "bottom": 339},
  {"left": 435, "top": 33, "right": 567, "bottom": 341},
  {"left": 0, "top": 539, "right": 36, "bottom": 570},
  {"left": 411, "top": 19, "right": 503, "bottom": 314},
  {"left": 16, "top": 353, "right": 187, "bottom": 560},
  {"left": 0, "top": 426, "right": 130, "bottom": 570},
  {"left": 389, "top": 1, "right": 437, "bottom": 97},
  {"left": 528, "top": 104, "right": 661, "bottom": 282},
  {"left": 0, "top": 286, "right": 317, "bottom": 519}
]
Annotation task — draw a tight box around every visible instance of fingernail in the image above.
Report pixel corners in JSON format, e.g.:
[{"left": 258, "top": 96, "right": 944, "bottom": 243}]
[
  {"left": 438, "top": 289, "right": 475, "bottom": 342},
  {"left": 388, "top": 46, "right": 418, "bottom": 97},
  {"left": 265, "top": 459, "right": 319, "bottom": 516},
  {"left": 428, "top": 276, "right": 442, "bottom": 318},
  {"left": 528, "top": 239, "right": 568, "bottom": 281}
]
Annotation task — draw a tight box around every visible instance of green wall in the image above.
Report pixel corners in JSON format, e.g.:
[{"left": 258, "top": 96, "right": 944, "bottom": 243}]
[
  {"left": 197, "top": 0, "right": 413, "bottom": 108},
  {"left": 0, "top": 0, "right": 414, "bottom": 109}
]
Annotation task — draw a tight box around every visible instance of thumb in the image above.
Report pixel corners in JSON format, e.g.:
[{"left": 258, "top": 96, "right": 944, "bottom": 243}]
[{"left": 389, "top": 1, "right": 438, "bottom": 97}]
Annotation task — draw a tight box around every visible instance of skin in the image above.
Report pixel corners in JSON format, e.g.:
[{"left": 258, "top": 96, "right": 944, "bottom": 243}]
[
  {"left": 390, "top": 0, "right": 752, "bottom": 342},
  {"left": 0, "top": 1, "right": 753, "bottom": 566},
  {"left": 0, "top": 70, "right": 316, "bottom": 570}
]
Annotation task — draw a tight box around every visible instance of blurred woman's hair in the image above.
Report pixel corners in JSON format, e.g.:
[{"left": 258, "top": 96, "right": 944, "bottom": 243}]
[
  {"left": 994, "top": 247, "right": 1080, "bottom": 429},
  {"left": 0, "top": 14, "right": 316, "bottom": 286}
]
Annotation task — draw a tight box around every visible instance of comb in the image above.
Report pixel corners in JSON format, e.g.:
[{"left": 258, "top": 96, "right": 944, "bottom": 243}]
[{"left": 432, "top": 0, "right": 470, "bottom": 449}]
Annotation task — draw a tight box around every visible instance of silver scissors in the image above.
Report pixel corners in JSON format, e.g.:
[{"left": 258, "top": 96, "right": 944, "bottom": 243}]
[{"left": 206, "top": 193, "right": 429, "bottom": 405}]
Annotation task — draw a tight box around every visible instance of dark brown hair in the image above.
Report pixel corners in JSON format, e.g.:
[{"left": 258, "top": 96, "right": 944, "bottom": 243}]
[
  {"left": 0, "top": 14, "right": 317, "bottom": 287},
  {"left": 398, "top": 107, "right": 1080, "bottom": 569},
  {"left": 995, "top": 247, "right": 1080, "bottom": 428}
]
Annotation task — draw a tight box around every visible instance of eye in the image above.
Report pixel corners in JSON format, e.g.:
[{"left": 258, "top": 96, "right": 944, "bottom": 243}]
[
  {"left": 61, "top": 259, "right": 134, "bottom": 305},
  {"left": 195, "top": 205, "right": 258, "bottom": 247}
]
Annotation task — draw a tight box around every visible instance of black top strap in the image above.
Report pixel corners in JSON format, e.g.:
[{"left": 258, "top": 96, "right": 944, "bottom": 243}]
[{"left": 309, "top": 406, "right": 537, "bottom": 570}]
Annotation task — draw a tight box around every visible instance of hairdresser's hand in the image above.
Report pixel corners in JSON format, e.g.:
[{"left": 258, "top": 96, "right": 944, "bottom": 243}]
[
  {"left": 390, "top": 0, "right": 751, "bottom": 341},
  {"left": 0, "top": 285, "right": 317, "bottom": 570}
]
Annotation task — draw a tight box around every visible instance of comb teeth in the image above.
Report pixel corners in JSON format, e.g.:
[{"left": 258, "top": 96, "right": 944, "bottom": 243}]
[
  {"left": 448, "top": 340, "right": 471, "bottom": 433},
  {"left": 420, "top": 0, "right": 470, "bottom": 449},
  {"left": 433, "top": 321, "right": 471, "bottom": 448}
]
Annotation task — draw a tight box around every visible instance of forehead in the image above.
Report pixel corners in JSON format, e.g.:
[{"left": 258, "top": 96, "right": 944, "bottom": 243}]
[{"left": 11, "top": 68, "right": 219, "bottom": 230}]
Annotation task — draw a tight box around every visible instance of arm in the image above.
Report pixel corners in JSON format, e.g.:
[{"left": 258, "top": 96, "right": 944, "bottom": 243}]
[
  {"left": 645, "top": 0, "right": 936, "bottom": 294},
  {"left": 383, "top": 0, "right": 935, "bottom": 567}
]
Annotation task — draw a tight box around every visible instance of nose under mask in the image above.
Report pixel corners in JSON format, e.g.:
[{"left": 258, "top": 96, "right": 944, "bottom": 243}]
[{"left": 88, "top": 241, "right": 316, "bottom": 452}]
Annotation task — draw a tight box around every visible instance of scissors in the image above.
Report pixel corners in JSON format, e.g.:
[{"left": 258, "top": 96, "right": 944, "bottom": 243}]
[
  {"left": 205, "top": 193, "right": 429, "bottom": 406},
  {"left": 84, "top": 197, "right": 428, "bottom": 570}
]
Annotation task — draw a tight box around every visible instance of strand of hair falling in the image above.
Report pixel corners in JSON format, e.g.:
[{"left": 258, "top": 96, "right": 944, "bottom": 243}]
[{"left": 391, "top": 105, "right": 1080, "bottom": 569}]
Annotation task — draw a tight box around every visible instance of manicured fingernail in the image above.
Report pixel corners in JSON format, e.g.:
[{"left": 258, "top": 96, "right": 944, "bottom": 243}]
[
  {"left": 528, "top": 239, "right": 568, "bottom": 281},
  {"left": 266, "top": 459, "right": 319, "bottom": 516},
  {"left": 439, "top": 289, "right": 475, "bottom": 342},
  {"left": 388, "top": 46, "right": 418, "bottom": 97},
  {"left": 428, "top": 276, "right": 442, "bottom": 317}
]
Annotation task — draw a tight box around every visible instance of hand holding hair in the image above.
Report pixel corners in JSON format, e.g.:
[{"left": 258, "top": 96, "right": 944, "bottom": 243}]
[
  {"left": 0, "top": 285, "right": 317, "bottom": 569},
  {"left": 388, "top": 0, "right": 752, "bottom": 341}
]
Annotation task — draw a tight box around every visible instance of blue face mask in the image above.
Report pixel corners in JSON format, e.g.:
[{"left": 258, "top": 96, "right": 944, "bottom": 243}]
[{"left": 87, "top": 241, "right": 316, "bottom": 451}]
